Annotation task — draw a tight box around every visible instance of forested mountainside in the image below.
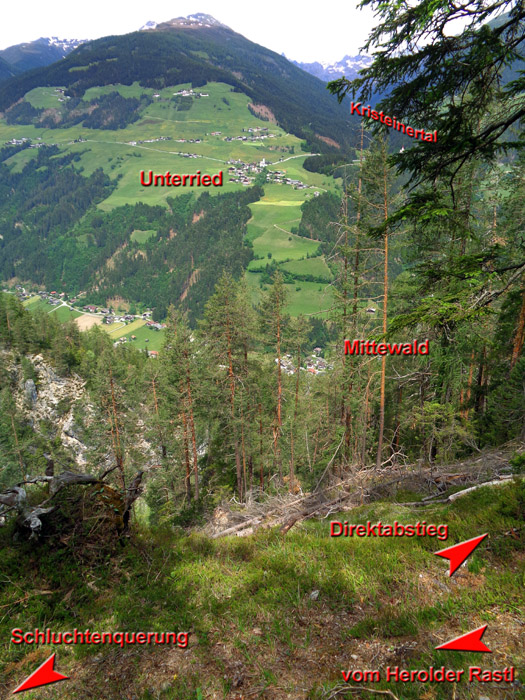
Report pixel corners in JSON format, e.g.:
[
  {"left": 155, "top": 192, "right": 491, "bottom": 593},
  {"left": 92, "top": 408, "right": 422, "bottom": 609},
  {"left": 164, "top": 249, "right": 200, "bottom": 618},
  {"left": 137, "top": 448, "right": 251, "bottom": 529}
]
[
  {"left": 0, "top": 140, "right": 260, "bottom": 321},
  {"left": 0, "top": 56, "right": 19, "bottom": 82}
]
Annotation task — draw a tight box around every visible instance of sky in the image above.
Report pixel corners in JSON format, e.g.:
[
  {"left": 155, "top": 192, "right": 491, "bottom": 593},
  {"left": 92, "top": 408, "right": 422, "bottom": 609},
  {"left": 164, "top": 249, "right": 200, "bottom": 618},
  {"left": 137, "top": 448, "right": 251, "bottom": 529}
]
[{"left": 0, "top": 0, "right": 378, "bottom": 62}]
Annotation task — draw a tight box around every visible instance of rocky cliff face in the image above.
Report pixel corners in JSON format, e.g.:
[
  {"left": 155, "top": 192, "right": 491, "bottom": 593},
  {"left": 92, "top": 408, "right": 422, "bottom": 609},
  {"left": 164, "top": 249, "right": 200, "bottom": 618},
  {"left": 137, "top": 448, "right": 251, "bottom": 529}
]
[{"left": 9, "top": 352, "right": 90, "bottom": 466}]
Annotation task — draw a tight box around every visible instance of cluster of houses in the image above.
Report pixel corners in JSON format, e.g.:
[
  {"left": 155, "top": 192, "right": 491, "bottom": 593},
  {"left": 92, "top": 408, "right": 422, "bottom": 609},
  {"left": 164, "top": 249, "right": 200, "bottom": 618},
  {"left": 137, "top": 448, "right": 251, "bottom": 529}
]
[
  {"left": 145, "top": 320, "right": 167, "bottom": 331},
  {"left": 276, "top": 349, "right": 333, "bottom": 376},
  {"left": 228, "top": 166, "right": 256, "bottom": 185},
  {"left": 226, "top": 159, "right": 313, "bottom": 191},
  {"left": 12, "top": 287, "right": 65, "bottom": 307},
  {"left": 224, "top": 127, "right": 276, "bottom": 144},
  {"left": 174, "top": 138, "right": 202, "bottom": 144},
  {"left": 5, "top": 137, "right": 57, "bottom": 149},
  {"left": 266, "top": 170, "right": 310, "bottom": 190},
  {"left": 38, "top": 290, "right": 63, "bottom": 306},
  {"left": 227, "top": 158, "right": 268, "bottom": 185},
  {"left": 5, "top": 137, "right": 31, "bottom": 146},
  {"left": 127, "top": 137, "right": 172, "bottom": 146},
  {"left": 53, "top": 88, "right": 70, "bottom": 103},
  {"left": 172, "top": 89, "right": 209, "bottom": 98},
  {"left": 13, "top": 285, "right": 32, "bottom": 301}
]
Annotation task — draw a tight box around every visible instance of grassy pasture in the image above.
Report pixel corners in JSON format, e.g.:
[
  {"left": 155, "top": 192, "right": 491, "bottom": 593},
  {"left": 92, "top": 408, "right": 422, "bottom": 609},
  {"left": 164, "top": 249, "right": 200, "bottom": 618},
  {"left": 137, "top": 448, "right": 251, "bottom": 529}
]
[
  {"left": 130, "top": 229, "right": 156, "bottom": 244},
  {"left": 83, "top": 82, "right": 153, "bottom": 100},
  {"left": 281, "top": 256, "right": 333, "bottom": 280},
  {"left": 21, "top": 295, "right": 41, "bottom": 306},
  {"left": 24, "top": 86, "right": 68, "bottom": 110},
  {"left": 23, "top": 298, "right": 55, "bottom": 314},
  {"left": 105, "top": 318, "right": 146, "bottom": 336},
  {"left": 4, "top": 147, "right": 41, "bottom": 172},
  {"left": 104, "top": 322, "right": 126, "bottom": 333},
  {"left": 248, "top": 227, "right": 319, "bottom": 266},
  {"left": 118, "top": 324, "right": 166, "bottom": 351},
  {"left": 48, "top": 305, "right": 82, "bottom": 322},
  {"left": 246, "top": 272, "right": 333, "bottom": 316}
]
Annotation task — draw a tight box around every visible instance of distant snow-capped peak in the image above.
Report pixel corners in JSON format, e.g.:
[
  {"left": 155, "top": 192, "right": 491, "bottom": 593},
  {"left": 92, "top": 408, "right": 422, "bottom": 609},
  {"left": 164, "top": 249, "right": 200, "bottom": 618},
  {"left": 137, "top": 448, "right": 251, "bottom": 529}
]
[
  {"left": 139, "top": 21, "right": 158, "bottom": 31},
  {"left": 292, "top": 54, "right": 372, "bottom": 82},
  {"left": 42, "top": 37, "right": 86, "bottom": 51},
  {"left": 141, "top": 14, "right": 228, "bottom": 31}
]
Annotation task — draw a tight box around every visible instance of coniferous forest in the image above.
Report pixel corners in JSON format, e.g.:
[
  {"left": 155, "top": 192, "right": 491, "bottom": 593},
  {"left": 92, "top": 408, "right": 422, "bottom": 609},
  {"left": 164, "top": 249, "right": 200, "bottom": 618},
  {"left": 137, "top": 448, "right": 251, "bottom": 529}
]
[{"left": 0, "top": 2, "right": 524, "bottom": 699}]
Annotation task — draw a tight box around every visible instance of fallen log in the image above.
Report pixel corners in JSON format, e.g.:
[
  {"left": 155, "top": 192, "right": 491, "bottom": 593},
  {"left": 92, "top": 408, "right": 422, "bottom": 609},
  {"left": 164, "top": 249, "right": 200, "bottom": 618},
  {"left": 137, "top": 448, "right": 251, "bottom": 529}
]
[
  {"left": 210, "top": 493, "right": 317, "bottom": 539},
  {"left": 397, "top": 475, "right": 515, "bottom": 507},
  {"left": 447, "top": 475, "right": 513, "bottom": 501},
  {"left": 280, "top": 492, "right": 358, "bottom": 535}
]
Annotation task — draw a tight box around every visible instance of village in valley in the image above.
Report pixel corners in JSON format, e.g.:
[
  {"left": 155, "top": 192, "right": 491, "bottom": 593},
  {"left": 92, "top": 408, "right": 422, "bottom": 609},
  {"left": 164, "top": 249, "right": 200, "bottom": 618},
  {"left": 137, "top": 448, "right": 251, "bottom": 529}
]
[
  {"left": 278, "top": 350, "right": 333, "bottom": 376},
  {"left": 6, "top": 285, "right": 333, "bottom": 372},
  {"left": 6, "top": 285, "right": 166, "bottom": 356}
]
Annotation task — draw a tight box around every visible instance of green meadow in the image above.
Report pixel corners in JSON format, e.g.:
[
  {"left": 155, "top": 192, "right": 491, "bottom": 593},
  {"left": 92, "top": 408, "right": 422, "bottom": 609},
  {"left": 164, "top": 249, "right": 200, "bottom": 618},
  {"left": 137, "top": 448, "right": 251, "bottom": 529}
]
[
  {"left": 48, "top": 305, "right": 82, "bottom": 322},
  {"left": 248, "top": 227, "right": 319, "bottom": 265},
  {"left": 246, "top": 272, "right": 334, "bottom": 317},
  {"left": 281, "top": 256, "right": 333, "bottom": 280},
  {"left": 130, "top": 229, "right": 156, "bottom": 244},
  {"left": 120, "top": 324, "right": 165, "bottom": 351}
]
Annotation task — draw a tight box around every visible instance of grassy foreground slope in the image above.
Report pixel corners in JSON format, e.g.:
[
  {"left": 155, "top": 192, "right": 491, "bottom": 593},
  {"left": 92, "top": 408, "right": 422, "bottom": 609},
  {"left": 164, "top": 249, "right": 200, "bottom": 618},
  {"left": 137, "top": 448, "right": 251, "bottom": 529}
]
[{"left": 1, "top": 481, "right": 523, "bottom": 700}]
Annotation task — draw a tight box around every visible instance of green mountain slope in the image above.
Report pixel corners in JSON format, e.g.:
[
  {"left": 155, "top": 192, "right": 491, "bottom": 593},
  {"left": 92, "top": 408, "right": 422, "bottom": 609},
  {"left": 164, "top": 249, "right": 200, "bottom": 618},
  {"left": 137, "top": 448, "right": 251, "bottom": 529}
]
[
  {"left": 0, "top": 77, "right": 341, "bottom": 319},
  {"left": 0, "top": 19, "right": 355, "bottom": 153}
]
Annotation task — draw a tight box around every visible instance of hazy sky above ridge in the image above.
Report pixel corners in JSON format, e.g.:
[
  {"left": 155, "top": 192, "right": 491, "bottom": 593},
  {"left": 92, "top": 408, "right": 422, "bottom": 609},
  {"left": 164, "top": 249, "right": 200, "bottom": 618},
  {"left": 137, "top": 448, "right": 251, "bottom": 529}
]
[{"left": 0, "top": 0, "right": 378, "bottom": 61}]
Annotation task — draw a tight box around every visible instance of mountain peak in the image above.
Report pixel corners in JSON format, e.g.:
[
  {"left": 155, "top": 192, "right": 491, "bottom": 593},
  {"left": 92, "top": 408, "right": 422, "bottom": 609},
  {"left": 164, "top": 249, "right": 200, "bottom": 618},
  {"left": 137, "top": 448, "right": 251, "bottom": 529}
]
[
  {"left": 154, "top": 14, "right": 229, "bottom": 30},
  {"left": 0, "top": 36, "right": 85, "bottom": 74},
  {"left": 139, "top": 21, "right": 158, "bottom": 31}
]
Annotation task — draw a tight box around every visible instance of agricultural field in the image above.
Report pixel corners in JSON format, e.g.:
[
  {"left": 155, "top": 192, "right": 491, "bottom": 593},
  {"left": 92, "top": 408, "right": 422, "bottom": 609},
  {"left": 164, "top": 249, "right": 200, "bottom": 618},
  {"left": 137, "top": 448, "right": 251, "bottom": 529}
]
[
  {"left": 21, "top": 295, "right": 42, "bottom": 307},
  {"left": 22, "top": 297, "right": 56, "bottom": 314},
  {"left": 21, "top": 297, "right": 165, "bottom": 352},
  {"left": 102, "top": 318, "right": 165, "bottom": 351},
  {"left": 248, "top": 227, "right": 320, "bottom": 266}
]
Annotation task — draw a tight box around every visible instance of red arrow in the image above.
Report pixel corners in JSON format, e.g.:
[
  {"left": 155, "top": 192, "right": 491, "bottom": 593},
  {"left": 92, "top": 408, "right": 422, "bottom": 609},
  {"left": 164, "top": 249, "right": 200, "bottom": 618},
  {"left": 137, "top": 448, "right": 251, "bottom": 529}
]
[
  {"left": 435, "top": 624, "right": 492, "bottom": 653},
  {"left": 13, "top": 653, "right": 69, "bottom": 694},
  {"left": 434, "top": 533, "right": 488, "bottom": 576}
]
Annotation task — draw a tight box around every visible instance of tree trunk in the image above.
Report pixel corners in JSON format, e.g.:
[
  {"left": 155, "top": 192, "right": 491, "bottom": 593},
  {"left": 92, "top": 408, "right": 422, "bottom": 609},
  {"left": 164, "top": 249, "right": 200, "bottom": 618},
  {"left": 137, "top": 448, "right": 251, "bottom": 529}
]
[
  {"left": 109, "top": 372, "right": 125, "bottom": 488},
  {"left": 184, "top": 351, "right": 199, "bottom": 500},
  {"left": 258, "top": 403, "right": 264, "bottom": 491},
  {"left": 152, "top": 377, "right": 167, "bottom": 458},
  {"left": 10, "top": 414, "right": 25, "bottom": 480},
  {"left": 181, "top": 409, "right": 192, "bottom": 501},
  {"left": 276, "top": 303, "right": 283, "bottom": 481},
  {"left": 511, "top": 285, "right": 525, "bottom": 369},
  {"left": 376, "top": 159, "right": 389, "bottom": 469}
]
